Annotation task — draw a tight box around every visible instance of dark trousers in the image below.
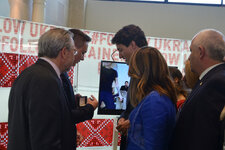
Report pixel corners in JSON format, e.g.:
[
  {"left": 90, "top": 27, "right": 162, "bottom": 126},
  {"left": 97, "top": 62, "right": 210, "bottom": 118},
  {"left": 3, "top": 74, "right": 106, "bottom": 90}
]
[{"left": 120, "top": 134, "right": 127, "bottom": 150}]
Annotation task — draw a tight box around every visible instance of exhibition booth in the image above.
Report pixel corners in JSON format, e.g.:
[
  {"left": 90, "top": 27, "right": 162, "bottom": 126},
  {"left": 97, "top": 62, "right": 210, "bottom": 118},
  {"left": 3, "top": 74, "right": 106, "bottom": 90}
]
[{"left": 0, "top": 16, "right": 191, "bottom": 149}]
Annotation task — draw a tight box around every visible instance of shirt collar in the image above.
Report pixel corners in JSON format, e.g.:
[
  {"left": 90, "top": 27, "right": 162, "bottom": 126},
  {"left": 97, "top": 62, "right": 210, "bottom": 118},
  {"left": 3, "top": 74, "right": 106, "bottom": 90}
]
[
  {"left": 40, "top": 57, "right": 61, "bottom": 79},
  {"left": 199, "top": 62, "right": 224, "bottom": 80}
]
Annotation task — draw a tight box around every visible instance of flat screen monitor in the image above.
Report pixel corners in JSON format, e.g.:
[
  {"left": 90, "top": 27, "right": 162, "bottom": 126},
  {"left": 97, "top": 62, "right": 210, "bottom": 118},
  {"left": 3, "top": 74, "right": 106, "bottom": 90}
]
[{"left": 98, "top": 60, "right": 130, "bottom": 115}]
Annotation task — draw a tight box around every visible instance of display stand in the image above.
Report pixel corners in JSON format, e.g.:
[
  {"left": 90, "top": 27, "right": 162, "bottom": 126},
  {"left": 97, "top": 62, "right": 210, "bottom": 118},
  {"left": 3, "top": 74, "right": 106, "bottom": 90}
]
[{"left": 112, "top": 117, "right": 119, "bottom": 150}]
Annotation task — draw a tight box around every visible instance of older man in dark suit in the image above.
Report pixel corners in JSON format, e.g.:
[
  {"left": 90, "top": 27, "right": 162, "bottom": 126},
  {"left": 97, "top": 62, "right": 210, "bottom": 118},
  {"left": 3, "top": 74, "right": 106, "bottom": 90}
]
[
  {"left": 170, "top": 29, "right": 225, "bottom": 150},
  {"left": 7, "top": 28, "right": 98, "bottom": 150}
]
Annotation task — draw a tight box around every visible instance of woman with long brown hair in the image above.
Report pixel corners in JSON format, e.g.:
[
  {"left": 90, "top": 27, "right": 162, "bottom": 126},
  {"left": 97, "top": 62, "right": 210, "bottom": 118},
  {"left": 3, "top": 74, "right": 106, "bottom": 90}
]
[{"left": 126, "top": 47, "right": 177, "bottom": 150}]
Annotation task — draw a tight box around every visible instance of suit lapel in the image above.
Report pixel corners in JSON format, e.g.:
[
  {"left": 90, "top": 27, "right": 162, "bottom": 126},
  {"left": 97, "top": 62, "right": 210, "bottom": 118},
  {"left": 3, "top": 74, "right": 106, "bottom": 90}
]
[
  {"left": 183, "top": 79, "right": 201, "bottom": 105},
  {"left": 60, "top": 72, "right": 76, "bottom": 109}
]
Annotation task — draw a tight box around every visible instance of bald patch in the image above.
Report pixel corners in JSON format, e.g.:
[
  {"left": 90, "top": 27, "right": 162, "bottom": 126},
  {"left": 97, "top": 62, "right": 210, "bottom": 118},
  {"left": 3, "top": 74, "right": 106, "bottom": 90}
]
[
  {"left": 195, "top": 29, "right": 224, "bottom": 44},
  {"left": 193, "top": 29, "right": 225, "bottom": 61}
]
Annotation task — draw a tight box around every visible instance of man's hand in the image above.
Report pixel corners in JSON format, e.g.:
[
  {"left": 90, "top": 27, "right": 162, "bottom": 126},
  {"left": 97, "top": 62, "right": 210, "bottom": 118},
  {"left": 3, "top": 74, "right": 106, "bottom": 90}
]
[
  {"left": 87, "top": 95, "right": 98, "bottom": 110},
  {"left": 116, "top": 117, "right": 130, "bottom": 135},
  {"left": 76, "top": 131, "right": 83, "bottom": 146}
]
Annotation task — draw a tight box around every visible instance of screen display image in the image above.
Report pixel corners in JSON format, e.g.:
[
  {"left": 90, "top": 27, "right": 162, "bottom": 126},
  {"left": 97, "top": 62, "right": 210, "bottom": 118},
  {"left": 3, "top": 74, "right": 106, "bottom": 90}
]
[
  {"left": 98, "top": 60, "right": 130, "bottom": 115},
  {"left": 79, "top": 96, "right": 87, "bottom": 107}
]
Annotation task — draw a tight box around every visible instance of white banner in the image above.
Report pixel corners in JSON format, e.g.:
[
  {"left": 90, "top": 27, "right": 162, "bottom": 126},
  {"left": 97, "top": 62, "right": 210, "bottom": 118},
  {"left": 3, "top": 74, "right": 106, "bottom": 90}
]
[{"left": 0, "top": 16, "right": 191, "bottom": 121}]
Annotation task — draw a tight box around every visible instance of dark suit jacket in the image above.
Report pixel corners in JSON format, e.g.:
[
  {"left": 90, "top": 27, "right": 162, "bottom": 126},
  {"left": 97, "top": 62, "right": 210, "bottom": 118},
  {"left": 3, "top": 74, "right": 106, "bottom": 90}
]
[
  {"left": 60, "top": 72, "right": 94, "bottom": 148},
  {"left": 8, "top": 59, "right": 94, "bottom": 150},
  {"left": 170, "top": 63, "right": 225, "bottom": 150},
  {"left": 119, "top": 81, "right": 134, "bottom": 150}
]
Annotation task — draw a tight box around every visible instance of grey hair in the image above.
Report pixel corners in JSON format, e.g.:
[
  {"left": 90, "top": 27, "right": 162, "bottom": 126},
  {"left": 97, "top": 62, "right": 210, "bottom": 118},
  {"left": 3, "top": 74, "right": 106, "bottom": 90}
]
[
  {"left": 196, "top": 29, "right": 225, "bottom": 62},
  {"left": 38, "top": 28, "right": 74, "bottom": 58}
]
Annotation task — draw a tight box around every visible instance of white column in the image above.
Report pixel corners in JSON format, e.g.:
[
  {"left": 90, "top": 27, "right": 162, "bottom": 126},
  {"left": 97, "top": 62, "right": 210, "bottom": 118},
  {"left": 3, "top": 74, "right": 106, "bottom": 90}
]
[
  {"left": 8, "top": 0, "right": 32, "bottom": 20},
  {"left": 67, "top": 0, "right": 86, "bottom": 28},
  {"left": 32, "top": 0, "right": 46, "bottom": 23},
  {"left": 112, "top": 117, "right": 119, "bottom": 150}
]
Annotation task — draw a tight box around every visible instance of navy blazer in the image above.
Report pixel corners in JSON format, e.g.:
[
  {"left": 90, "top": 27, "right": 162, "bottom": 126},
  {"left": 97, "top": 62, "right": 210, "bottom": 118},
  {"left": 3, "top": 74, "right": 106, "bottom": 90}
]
[
  {"left": 60, "top": 72, "right": 94, "bottom": 148},
  {"left": 170, "top": 63, "right": 225, "bottom": 150}
]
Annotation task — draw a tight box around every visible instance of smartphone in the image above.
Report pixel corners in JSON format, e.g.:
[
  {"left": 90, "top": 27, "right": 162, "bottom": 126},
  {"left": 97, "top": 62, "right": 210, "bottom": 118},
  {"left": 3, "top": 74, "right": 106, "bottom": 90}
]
[{"left": 79, "top": 96, "right": 87, "bottom": 107}]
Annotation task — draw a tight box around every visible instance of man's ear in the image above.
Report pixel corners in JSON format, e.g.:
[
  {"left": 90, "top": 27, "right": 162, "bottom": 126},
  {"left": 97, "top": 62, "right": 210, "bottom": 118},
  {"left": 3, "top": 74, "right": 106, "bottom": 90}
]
[
  {"left": 199, "top": 45, "right": 206, "bottom": 59},
  {"left": 130, "top": 41, "right": 138, "bottom": 49},
  {"left": 60, "top": 47, "right": 68, "bottom": 59}
]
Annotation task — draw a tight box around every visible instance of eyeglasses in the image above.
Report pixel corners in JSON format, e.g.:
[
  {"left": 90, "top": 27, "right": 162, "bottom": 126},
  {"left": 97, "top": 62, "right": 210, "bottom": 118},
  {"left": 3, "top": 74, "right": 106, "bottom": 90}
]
[
  {"left": 70, "top": 48, "right": 78, "bottom": 56},
  {"left": 111, "top": 50, "right": 118, "bottom": 61},
  {"left": 74, "top": 50, "right": 78, "bottom": 56}
]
